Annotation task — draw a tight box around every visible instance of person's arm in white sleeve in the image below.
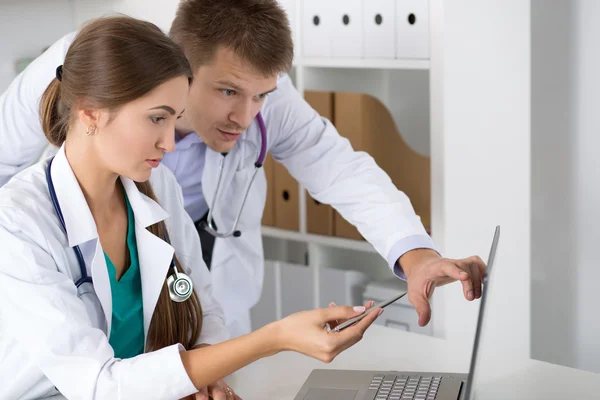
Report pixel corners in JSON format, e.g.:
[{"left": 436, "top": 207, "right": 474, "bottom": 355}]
[
  {"left": 266, "top": 74, "right": 435, "bottom": 277},
  {"left": 266, "top": 75, "right": 486, "bottom": 327},
  {"left": 0, "top": 32, "right": 76, "bottom": 187},
  {"left": 0, "top": 211, "right": 198, "bottom": 400},
  {"left": 0, "top": 208, "right": 380, "bottom": 397}
]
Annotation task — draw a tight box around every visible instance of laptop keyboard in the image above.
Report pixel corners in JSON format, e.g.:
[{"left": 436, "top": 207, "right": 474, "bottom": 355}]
[{"left": 364, "top": 374, "right": 442, "bottom": 400}]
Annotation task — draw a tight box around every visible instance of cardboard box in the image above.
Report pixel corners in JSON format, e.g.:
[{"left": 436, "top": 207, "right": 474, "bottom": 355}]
[
  {"left": 274, "top": 160, "right": 300, "bottom": 231},
  {"left": 306, "top": 196, "right": 334, "bottom": 236},
  {"left": 333, "top": 92, "right": 431, "bottom": 238},
  {"left": 332, "top": 92, "right": 366, "bottom": 240},
  {"left": 261, "top": 154, "right": 275, "bottom": 226},
  {"left": 304, "top": 90, "right": 336, "bottom": 236}
]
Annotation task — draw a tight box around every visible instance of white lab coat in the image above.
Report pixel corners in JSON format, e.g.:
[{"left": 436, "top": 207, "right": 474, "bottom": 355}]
[
  {"left": 0, "top": 146, "right": 228, "bottom": 399},
  {"left": 0, "top": 32, "right": 434, "bottom": 338}
]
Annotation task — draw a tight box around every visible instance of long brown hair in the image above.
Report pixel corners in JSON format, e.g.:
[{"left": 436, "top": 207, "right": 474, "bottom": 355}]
[
  {"left": 40, "top": 16, "right": 202, "bottom": 351},
  {"left": 170, "top": 0, "right": 293, "bottom": 76}
]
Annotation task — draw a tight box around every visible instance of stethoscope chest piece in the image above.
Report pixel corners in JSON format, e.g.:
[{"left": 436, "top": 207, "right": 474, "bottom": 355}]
[{"left": 167, "top": 271, "right": 194, "bottom": 302}]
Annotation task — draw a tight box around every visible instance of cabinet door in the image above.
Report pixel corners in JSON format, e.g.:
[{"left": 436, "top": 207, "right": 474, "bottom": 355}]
[
  {"left": 331, "top": 0, "right": 364, "bottom": 58},
  {"left": 396, "top": 0, "right": 430, "bottom": 59},
  {"left": 303, "top": 0, "right": 332, "bottom": 57},
  {"left": 364, "top": 0, "right": 396, "bottom": 59}
]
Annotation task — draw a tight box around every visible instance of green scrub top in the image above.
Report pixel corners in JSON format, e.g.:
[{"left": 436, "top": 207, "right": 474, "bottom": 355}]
[{"left": 104, "top": 191, "right": 145, "bottom": 359}]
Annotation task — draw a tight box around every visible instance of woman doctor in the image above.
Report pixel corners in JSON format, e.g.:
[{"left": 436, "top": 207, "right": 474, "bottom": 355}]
[{"left": 0, "top": 16, "right": 380, "bottom": 400}]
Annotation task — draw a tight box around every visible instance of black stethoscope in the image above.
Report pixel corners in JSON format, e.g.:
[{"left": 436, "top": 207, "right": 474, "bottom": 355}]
[
  {"left": 198, "top": 112, "right": 267, "bottom": 238},
  {"left": 46, "top": 157, "right": 193, "bottom": 303}
]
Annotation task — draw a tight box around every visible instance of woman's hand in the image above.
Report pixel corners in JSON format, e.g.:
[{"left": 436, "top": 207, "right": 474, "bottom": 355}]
[
  {"left": 182, "top": 344, "right": 241, "bottom": 400},
  {"left": 272, "top": 303, "right": 382, "bottom": 363},
  {"left": 180, "top": 304, "right": 381, "bottom": 391},
  {"left": 325, "top": 300, "right": 375, "bottom": 331},
  {"left": 188, "top": 379, "right": 241, "bottom": 400}
]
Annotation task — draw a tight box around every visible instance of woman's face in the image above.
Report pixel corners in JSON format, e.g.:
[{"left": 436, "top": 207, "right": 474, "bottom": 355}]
[{"left": 88, "top": 76, "right": 189, "bottom": 182}]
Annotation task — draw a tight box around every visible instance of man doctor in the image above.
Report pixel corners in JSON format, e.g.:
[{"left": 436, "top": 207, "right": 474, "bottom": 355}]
[{"left": 0, "top": 0, "right": 486, "bottom": 338}]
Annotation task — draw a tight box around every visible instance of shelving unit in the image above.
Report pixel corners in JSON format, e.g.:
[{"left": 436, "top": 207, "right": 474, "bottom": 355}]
[
  {"left": 300, "top": 57, "right": 430, "bottom": 70},
  {"left": 256, "top": 0, "right": 433, "bottom": 335},
  {"left": 262, "top": 226, "right": 378, "bottom": 254}
]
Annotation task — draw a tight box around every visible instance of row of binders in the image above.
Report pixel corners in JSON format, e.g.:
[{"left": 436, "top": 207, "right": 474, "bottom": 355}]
[
  {"left": 262, "top": 90, "right": 431, "bottom": 240},
  {"left": 280, "top": 0, "right": 430, "bottom": 60}
]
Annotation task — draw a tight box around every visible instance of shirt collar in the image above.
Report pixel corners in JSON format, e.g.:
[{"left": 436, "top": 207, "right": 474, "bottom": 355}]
[{"left": 175, "top": 130, "right": 204, "bottom": 150}]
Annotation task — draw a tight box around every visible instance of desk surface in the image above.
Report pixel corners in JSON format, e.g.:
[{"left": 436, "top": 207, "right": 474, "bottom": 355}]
[{"left": 225, "top": 325, "right": 600, "bottom": 400}]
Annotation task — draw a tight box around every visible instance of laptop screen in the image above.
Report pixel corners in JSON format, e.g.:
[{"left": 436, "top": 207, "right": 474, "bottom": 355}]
[{"left": 463, "top": 226, "right": 501, "bottom": 400}]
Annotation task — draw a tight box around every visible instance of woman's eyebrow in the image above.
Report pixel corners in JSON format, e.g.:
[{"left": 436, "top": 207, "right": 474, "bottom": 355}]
[{"left": 148, "top": 105, "right": 176, "bottom": 115}]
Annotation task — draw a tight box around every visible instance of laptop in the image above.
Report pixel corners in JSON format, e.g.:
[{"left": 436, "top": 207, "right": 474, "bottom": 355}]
[{"left": 294, "top": 226, "right": 501, "bottom": 400}]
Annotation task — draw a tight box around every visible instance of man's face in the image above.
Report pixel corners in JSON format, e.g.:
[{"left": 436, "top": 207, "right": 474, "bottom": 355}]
[{"left": 184, "top": 46, "right": 279, "bottom": 153}]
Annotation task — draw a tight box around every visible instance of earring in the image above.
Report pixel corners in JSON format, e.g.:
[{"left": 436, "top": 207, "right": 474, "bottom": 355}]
[{"left": 86, "top": 125, "right": 97, "bottom": 136}]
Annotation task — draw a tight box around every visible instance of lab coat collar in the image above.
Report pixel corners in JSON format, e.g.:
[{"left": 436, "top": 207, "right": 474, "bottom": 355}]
[
  {"left": 120, "top": 177, "right": 170, "bottom": 228},
  {"left": 51, "top": 145, "right": 174, "bottom": 339},
  {"left": 50, "top": 145, "right": 98, "bottom": 247},
  {"left": 121, "top": 178, "right": 174, "bottom": 339},
  {"left": 50, "top": 145, "right": 171, "bottom": 246}
]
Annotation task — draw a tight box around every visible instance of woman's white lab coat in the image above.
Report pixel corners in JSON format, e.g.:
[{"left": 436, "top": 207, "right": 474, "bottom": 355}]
[{"left": 0, "top": 146, "right": 228, "bottom": 399}]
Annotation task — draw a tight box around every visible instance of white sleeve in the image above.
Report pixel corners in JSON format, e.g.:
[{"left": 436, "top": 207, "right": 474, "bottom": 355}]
[
  {"left": 0, "top": 32, "right": 76, "bottom": 187},
  {"left": 150, "top": 165, "right": 229, "bottom": 346},
  {"left": 266, "top": 75, "right": 435, "bottom": 270},
  {"left": 0, "top": 209, "right": 198, "bottom": 400}
]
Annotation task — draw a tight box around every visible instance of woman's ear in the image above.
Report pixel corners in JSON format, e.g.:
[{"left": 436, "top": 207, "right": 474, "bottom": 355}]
[{"left": 76, "top": 108, "right": 110, "bottom": 132}]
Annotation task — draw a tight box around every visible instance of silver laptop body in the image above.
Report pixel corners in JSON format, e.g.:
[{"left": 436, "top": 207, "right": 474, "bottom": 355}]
[{"left": 294, "top": 226, "right": 501, "bottom": 400}]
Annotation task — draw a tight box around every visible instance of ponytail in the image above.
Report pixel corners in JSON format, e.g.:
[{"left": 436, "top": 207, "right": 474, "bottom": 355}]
[{"left": 40, "top": 78, "right": 69, "bottom": 147}]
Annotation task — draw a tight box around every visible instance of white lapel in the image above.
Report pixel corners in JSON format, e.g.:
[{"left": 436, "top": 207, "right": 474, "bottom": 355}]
[
  {"left": 50, "top": 146, "right": 114, "bottom": 332},
  {"left": 51, "top": 146, "right": 174, "bottom": 341},
  {"left": 120, "top": 177, "right": 173, "bottom": 341}
]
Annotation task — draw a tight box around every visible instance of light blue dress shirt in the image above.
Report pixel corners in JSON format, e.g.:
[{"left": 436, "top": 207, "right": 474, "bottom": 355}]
[{"left": 162, "top": 131, "right": 209, "bottom": 222}]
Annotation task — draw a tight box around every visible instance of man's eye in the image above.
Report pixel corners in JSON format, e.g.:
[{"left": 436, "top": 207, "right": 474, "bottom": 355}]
[{"left": 222, "top": 89, "right": 236, "bottom": 96}]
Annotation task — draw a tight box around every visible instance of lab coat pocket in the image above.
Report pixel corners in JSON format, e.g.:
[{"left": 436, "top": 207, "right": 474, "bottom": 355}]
[{"left": 211, "top": 232, "right": 264, "bottom": 317}]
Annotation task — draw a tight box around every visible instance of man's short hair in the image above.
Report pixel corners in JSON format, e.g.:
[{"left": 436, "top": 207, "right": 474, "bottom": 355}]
[{"left": 170, "top": 0, "right": 293, "bottom": 77}]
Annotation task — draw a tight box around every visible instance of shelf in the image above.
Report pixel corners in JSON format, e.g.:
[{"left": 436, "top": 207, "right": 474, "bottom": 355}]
[
  {"left": 298, "top": 57, "right": 430, "bottom": 71},
  {"left": 261, "top": 226, "right": 378, "bottom": 254}
]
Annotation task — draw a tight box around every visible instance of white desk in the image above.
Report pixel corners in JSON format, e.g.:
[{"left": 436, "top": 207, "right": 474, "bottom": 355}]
[{"left": 224, "top": 325, "right": 600, "bottom": 400}]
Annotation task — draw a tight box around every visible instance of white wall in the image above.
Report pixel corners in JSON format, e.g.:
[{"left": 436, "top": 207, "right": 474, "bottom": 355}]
[
  {"left": 532, "top": 0, "right": 600, "bottom": 374},
  {"left": 0, "top": 0, "right": 74, "bottom": 92},
  {"left": 0, "top": 0, "right": 180, "bottom": 93},
  {"left": 73, "top": 0, "right": 179, "bottom": 32},
  {"left": 531, "top": 0, "right": 579, "bottom": 370},
  {"left": 430, "top": 0, "right": 531, "bottom": 359},
  {"left": 572, "top": 0, "right": 600, "bottom": 373}
]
